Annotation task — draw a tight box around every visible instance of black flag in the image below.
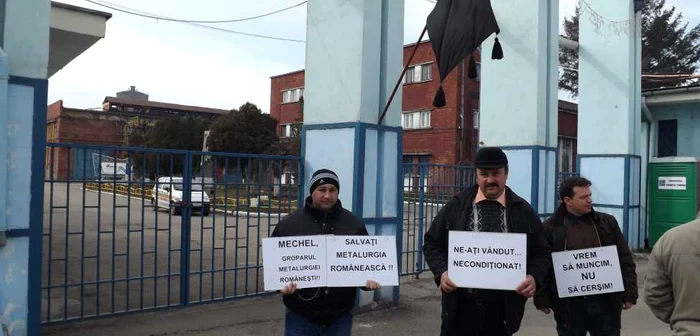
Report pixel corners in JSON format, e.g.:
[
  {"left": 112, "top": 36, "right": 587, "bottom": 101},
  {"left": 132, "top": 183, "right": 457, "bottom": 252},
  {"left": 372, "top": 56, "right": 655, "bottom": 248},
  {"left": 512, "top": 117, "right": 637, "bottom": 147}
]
[{"left": 426, "top": 0, "right": 502, "bottom": 108}]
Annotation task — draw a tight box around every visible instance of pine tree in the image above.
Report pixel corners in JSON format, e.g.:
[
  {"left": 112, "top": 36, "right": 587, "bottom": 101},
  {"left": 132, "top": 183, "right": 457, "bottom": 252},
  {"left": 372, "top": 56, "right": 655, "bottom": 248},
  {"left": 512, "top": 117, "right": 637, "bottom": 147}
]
[
  {"left": 559, "top": 0, "right": 700, "bottom": 96},
  {"left": 559, "top": 6, "right": 579, "bottom": 95}
]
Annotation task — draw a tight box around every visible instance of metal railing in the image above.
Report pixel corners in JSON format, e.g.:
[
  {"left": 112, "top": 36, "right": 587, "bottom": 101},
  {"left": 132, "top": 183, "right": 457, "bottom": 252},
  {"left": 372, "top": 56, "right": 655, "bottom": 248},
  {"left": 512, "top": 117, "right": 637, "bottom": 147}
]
[
  {"left": 42, "top": 143, "right": 302, "bottom": 324},
  {"left": 400, "top": 163, "right": 475, "bottom": 277},
  {"left": 42, "top": 142, "right": 580, "bottom": 324}
]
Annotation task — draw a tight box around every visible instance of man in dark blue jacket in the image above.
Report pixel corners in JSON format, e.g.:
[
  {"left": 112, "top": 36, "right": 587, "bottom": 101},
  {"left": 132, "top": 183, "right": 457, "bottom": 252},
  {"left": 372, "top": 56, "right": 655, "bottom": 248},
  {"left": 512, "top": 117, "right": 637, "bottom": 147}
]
[{"left": 271, "top": 168, "right": 380, "bottom": 336}]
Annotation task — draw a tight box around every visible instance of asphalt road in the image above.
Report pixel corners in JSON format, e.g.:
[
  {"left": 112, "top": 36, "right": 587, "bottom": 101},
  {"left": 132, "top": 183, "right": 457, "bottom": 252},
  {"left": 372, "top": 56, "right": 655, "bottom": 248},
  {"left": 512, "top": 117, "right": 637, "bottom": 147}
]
[
  {"left": 41, "top": 182, "right": 443, "bottom": 323},
  {"left": 42, "top": 258, "right": 671, "bottom": 336},
  {"left": 42, "top": 182, "right": 285, "bottom": 323}
]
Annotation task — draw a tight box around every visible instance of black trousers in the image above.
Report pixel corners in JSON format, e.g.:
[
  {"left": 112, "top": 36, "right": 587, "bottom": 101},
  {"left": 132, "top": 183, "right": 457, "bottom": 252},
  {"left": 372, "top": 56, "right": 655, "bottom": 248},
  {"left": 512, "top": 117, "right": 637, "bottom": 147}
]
[
  {"left": 554, "top": 295, "right": 621, "bottom": 336},
  {"left": 441, "top": 292, "right": 510, "bottom": 336}
]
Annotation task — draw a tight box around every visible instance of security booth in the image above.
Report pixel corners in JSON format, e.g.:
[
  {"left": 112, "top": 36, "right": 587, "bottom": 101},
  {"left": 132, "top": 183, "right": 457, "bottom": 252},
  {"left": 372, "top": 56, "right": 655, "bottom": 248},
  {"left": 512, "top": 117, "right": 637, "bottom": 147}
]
[{"left": 647, "top": 157, "right": 700, "bottom": 247}]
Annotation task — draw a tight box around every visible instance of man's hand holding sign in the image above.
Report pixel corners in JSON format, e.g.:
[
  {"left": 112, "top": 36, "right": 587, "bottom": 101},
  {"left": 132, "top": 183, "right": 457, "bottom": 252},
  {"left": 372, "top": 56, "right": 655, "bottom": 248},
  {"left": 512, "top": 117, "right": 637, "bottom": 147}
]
[
  {"left": 280, "top": 279, "right": 380, "bottom": 296},
  {"left": 262, "top": 235, "right": 398, "bottom": 291},
  {"left": 551, "top": 245, "right": 625, "bottom": 298},
  {"left": 262, "top": 236, "right": 327, "bottom": 291},
  {"left": 265, "top": 168, "right": 393, "bottom": 334},
  {"left": 423, "top": 147, "right": 554, "bottom": 334},
  {"left": 533, "top": 177, "right": 638, "bottom": 334}
]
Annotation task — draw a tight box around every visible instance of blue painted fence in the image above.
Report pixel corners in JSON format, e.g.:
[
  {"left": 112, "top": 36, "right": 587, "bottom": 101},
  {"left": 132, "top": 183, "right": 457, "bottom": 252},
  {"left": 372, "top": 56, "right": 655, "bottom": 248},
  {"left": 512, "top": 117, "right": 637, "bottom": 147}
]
[
  {"left": 399, "top": 165, "right": 580, "bottom": 277},
  {"left": 42, "top": 143, "right": 303, "bottom": 325},
  {"left": 400, "top": 163, "right": 476, "bottom": 277},
  {"left": 41, "top": 142, "right": 579, "bottom": 326}
]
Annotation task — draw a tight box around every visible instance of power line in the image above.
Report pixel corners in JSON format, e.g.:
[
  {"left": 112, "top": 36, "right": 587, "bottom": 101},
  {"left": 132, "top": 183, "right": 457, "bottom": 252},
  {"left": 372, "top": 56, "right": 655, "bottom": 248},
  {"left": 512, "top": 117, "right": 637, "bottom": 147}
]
[
  {"left": 84, "top": 0, "right": 306, "bottom": 43},
  {"left": 84, "top": 0, "right": 306, "bottom": 24}
]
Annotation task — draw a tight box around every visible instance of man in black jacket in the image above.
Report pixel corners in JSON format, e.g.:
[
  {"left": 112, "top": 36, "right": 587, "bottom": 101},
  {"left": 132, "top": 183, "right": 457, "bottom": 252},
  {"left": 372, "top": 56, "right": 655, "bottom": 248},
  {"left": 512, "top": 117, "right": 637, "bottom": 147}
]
[
  {"left": 534, "top": 177, "right": 638, "bottom": 336},
  {"left": 423, "top": 147, "right": 552, "bottom": 336},
  {"left": 271, "top": 168, "right": 380, "bottom": 336}
]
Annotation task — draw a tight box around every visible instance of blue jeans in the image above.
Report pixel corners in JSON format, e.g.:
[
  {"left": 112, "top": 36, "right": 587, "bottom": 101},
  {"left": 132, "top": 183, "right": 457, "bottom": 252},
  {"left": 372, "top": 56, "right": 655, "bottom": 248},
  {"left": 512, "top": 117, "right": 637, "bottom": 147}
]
[{"left": 284, "top": 309, "right": 353, "bottom": 336}]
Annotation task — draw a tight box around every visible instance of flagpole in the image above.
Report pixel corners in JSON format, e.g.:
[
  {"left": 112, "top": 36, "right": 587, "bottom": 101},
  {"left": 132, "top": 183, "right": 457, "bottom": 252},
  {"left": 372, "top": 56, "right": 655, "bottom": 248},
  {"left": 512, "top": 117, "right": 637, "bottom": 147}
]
[{"left": 378, "top": 25, "right": 428, "bottom": 125}]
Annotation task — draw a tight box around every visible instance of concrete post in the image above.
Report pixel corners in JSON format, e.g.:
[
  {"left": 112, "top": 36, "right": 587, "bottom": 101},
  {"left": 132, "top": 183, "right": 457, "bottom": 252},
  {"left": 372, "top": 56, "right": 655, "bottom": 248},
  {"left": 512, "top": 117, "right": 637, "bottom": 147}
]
[
  {"left": 577, "top": 0, "right": 643, "bottom": 248},
  {"left": 303, "top": 0, "right": 404, "bottom": 306},
  {"left": 479, "top": 0, "right": 560, "bottom": 219},
  {"left": 0, "top": 0, "right": 50, "bottom": 335}
]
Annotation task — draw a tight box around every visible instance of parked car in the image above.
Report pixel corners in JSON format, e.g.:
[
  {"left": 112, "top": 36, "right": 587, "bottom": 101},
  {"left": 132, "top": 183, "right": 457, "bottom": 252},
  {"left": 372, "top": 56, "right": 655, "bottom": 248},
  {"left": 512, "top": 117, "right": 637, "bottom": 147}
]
[{"left": 151, "top": 177, "right": 211, "bottom": 216}]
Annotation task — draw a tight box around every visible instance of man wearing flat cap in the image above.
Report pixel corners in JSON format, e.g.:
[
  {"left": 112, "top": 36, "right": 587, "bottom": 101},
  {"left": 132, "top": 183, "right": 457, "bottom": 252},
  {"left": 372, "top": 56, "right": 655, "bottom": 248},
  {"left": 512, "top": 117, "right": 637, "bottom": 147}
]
[
  {"left": 423, "top": 147, "right": 552, "bottom": 335},
  {"left": 271, "top": 168, "right": 380, "bottom": 336}
]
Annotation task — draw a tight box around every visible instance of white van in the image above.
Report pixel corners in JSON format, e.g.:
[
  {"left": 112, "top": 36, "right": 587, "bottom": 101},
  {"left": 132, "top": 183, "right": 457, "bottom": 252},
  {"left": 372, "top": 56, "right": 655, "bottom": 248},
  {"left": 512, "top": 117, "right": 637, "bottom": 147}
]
[{"left": 151, "top": 177, "right": 211, "bottom": 216}]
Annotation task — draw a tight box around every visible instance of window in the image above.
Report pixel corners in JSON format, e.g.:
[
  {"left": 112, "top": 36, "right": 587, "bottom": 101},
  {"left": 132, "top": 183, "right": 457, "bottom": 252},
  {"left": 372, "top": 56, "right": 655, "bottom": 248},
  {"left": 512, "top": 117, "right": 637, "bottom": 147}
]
[
  {"left": 402, "top": 155, "right": 430, "bottom": 193},
  {"left": 46, "top": 123, "right": 57, "bottom": 142},
  {"left": 280, "top": 124, "right": 293, "bottom": 138},
  {"left": 403, "top": 63, "right": 432, "bottom": 84},
  {"left": 473, "top": 110, "right": 479, "bottom": 130},
  {"left": 657, "top": 119, "right": 677, "bottom": 157},
  {"left": 403, "top": 155, "right": 430, "bottom": 165},
  {"left": 558, "top": 137, "right": 576, "bottom": 173},
  {"left": 402, "top": 111, "right": 431, "bottom": 130},
  {"left": 282, "top": 88, "right": 304, "bottom": 103},
  {"left": 402, "top": 155, "right": 430, "bottom": 176}
]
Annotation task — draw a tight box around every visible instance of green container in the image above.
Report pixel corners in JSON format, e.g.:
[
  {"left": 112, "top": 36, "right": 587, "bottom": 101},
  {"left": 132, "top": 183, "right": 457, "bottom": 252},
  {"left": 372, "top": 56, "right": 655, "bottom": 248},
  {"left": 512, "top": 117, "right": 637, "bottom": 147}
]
[{"left": 648, "top": 157, "right": 700, "bottom": 248}]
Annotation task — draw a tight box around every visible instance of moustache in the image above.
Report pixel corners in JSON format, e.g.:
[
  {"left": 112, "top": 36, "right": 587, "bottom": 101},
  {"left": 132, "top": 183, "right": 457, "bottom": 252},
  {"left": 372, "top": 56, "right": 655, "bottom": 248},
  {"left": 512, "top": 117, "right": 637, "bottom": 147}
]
[{"left": 487, "top": 184, "right": 499, "bottom": 188}]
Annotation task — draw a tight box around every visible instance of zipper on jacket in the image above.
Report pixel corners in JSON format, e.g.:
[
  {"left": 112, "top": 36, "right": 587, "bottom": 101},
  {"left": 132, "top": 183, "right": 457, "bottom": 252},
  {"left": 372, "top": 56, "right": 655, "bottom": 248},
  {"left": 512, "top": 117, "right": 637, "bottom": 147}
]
[{"left": 323, "top": 212, "right": 328, "bottom": 233}]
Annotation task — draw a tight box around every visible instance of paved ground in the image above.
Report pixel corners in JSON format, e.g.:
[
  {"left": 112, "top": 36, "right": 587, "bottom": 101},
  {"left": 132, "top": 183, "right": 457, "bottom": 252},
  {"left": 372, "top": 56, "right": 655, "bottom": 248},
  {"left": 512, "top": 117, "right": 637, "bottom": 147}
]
[
  {"left": 41, "top": 257, "right": 669, "bottom": 336},
  {"left": 41, "top": 183, "right": 441, "bottom": 324},
  {"left": 42, "top": 182, "right": 285, "bottom": 322}
]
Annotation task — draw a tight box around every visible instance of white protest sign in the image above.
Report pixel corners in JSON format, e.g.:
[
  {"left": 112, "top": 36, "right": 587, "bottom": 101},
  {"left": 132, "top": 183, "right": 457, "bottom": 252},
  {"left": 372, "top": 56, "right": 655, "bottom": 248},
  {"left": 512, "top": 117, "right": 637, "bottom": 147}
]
[
  {"left": 552, "top": 245, "right": 624, "bottom": 298},
  {"left": 448, "top": 231, "right": 527, "bottom": 290},
  {"left": 325, "top": 235, "right": 399, "bottom": 287},
  {"left": 262, "top": 236, "right": 327, "bottom": 291}
]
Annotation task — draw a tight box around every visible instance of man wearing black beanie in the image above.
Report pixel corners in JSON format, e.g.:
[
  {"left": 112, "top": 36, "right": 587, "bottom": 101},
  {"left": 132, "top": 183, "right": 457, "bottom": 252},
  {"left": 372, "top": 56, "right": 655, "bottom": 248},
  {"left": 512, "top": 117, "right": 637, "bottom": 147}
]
[
  {"left": 423, "top": 147, "right": 552, "bottom": 336},
  {"left": 271, "top": 168, "right": 381, "bottom": 335}
]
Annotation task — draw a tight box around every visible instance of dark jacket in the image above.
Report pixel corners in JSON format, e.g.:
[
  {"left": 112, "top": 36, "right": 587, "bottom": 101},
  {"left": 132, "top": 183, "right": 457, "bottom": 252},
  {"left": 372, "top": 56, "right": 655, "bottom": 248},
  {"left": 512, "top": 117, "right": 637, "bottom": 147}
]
[
  {"left": 270, "top": 196, "right": 369, "bottom": 325},
  {"left": 423, "top": 185, "right": 552, "bottom": 335},
  {"left": 533, "top": 203, "right": 638, "bottom": 320}
]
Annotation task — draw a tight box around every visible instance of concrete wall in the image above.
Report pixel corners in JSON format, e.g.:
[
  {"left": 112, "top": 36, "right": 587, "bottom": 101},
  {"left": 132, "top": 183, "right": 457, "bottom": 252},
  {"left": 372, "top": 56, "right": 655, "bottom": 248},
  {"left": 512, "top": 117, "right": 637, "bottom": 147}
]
[
  {"left": 1, "top": 0, "right": 51, "bottom": 334},
  {"left": 651, "top": 102, "right": 700, "bottom": 158},
  {"left": 54, "top": 115, "right": 123, "bottom": 145}
]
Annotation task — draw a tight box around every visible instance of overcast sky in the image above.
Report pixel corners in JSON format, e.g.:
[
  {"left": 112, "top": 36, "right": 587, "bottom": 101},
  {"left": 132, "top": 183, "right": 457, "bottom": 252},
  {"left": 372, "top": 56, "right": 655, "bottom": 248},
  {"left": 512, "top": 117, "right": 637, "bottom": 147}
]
[{"left": 48, "top": 0, "right": 700, "bottom": 113}]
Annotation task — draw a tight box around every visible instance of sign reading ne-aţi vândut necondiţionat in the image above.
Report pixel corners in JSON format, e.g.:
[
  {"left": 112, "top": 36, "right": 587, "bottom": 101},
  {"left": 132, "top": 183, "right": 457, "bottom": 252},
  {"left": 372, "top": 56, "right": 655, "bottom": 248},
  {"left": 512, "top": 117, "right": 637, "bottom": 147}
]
[
  {"left": 262, "top": 235, "right": 398, "bottom": 291},
  {"left": 551, "top": 245, "right": 624, "bottom": 298},
  {"left": 448, "top": 231, "right": 527, "bottom": 290}
]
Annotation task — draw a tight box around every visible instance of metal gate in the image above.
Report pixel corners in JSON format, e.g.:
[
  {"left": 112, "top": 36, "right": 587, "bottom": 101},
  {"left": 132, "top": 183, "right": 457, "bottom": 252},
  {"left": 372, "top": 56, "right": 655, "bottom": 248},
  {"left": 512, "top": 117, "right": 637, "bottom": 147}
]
[
  {"left": 400, "top": 163, "right": 475, "bottom": 277},
  {"left": 42, "top": 143, "right": 302, "bottom": 324},
  {"left": 42, "top": 142, "right": 576, "bottom": 323},
  {"left": 399, "top": 166, "right": 580, "bottom": 277}
]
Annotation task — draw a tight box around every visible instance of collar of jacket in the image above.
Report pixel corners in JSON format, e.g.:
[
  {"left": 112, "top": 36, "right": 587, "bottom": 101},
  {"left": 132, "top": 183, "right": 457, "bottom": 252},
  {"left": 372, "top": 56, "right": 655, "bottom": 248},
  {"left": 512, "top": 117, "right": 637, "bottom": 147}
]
[
  {"left": 444, "top": 185, "right": 524, "bottom": 225},
  {"left": 456, "top": 184, "right": 525, "bottom": 209},
  {"left": 304, "top": 196, "right": 343, "bottom": 220},
  {"left": 443, "top": 185, "right": 525, "bottom": 232},
  {"left": 550, "top": 202, "right": 597, "bottom": 226}
]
